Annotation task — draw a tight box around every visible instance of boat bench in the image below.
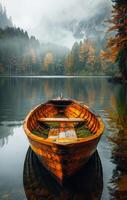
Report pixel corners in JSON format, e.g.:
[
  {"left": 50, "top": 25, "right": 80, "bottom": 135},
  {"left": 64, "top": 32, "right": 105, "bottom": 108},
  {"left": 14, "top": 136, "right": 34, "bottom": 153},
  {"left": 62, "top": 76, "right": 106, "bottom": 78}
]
[
  {"left": 38, "top": 117, "right": 84, "bottom": 123},
  {"left": 38, "top": 118, "right": 84, "bottom": 140}
]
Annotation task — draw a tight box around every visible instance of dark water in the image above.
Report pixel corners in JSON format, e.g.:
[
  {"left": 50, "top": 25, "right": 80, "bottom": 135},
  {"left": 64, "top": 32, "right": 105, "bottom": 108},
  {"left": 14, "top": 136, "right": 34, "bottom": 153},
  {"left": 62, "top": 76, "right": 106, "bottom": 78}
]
[{"left": 0, "top": 77, "right": 127, "bottom": 200}]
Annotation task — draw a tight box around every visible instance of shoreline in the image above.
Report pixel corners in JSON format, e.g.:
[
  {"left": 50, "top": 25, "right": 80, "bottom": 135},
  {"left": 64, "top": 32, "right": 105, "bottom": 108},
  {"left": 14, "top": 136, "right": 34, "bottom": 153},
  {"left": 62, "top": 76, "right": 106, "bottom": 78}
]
[{"left": 0, "top": 75, "right": 111, "bottom": 79}]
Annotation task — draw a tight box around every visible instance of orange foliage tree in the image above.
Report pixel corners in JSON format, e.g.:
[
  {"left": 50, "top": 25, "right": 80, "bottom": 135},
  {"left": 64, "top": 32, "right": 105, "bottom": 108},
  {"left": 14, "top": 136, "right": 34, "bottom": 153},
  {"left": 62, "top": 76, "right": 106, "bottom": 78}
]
[{"left": 102, "top": 0, "right": 127, "bottom": 80}]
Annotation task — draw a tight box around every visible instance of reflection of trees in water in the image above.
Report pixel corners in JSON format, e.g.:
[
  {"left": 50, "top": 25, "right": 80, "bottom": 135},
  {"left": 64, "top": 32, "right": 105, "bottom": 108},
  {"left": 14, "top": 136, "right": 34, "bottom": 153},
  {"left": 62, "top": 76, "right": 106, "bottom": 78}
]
[
  {"left": 0, "top": 77, "right": 117, "bottom": 147},
  {"left": 38, "top": 78, "right": 113, "bottom": 107},
  {"left": 107, "top": 85, "right": 127, "bottom": 199},
  {"left": 0, "top": 78, "right": 113, "bottom": 122},
  {"left": 23, "top": 148, "right": 103, "bottom": 200},
  {"left": 0, "top": 77, "right": 113, "bottom": 146},
  {"left": 0, "top": 124, "right": 12, "bottom": 147},
  {"left": 0, "top": 122, "right": 22, "bottom": 147},
  {"left": 0, "top": 137, "right": 8, "bottom": 147}
]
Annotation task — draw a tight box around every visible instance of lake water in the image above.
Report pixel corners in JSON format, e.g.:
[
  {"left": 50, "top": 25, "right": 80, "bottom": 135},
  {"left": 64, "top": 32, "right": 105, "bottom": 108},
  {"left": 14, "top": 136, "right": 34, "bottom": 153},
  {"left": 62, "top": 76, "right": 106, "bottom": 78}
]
[{"left": 0, "top": 77, "right": 127, "bottom": 200}]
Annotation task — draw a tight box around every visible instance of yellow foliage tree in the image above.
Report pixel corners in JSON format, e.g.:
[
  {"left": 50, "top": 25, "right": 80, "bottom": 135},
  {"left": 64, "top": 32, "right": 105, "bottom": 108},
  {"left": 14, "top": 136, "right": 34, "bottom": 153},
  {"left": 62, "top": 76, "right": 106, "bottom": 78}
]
[{"left": 44, "top": 52, "right": 54, "bottom": 71}]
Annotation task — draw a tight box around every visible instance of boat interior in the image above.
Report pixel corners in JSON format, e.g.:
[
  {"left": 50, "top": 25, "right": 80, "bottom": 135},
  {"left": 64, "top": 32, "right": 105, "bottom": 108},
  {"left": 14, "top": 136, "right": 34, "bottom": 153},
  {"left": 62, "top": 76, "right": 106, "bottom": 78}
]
[{"left": 27, "top": 99, "right": 100, "bottom": 142}]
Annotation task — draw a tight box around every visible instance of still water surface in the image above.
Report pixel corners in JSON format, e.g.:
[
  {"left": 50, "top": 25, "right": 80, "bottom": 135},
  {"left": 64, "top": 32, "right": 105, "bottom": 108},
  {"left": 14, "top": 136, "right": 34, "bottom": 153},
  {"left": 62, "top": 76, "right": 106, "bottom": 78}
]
[{"left": 0, "top": 77, "right": 127, "bottom": 200}]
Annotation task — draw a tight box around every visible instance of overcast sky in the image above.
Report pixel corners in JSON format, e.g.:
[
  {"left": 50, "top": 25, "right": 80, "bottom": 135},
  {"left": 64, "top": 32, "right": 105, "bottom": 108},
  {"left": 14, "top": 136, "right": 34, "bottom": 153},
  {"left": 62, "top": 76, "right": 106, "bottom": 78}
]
[{"left": 1, "top": 0, "right": 111, "bottom": 47}]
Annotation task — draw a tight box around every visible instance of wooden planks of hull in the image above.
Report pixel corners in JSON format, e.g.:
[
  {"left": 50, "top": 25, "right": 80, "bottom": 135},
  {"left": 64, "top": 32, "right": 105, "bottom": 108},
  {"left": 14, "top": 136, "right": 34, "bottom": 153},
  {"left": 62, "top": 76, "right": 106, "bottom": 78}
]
[{"left": 28, "top": 135, "right": 100, "bottom": 183}]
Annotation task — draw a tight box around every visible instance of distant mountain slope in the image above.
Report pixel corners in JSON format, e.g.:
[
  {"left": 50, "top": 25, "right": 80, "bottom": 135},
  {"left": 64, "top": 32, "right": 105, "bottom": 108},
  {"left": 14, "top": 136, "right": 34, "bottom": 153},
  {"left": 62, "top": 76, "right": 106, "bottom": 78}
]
[
  {"left": 0, "top": 3, "right": 13, "bottom": 29},
  {"left": 68, "top": 2, "right": 112, "bottom": 41},
  {"left": 34, "top": 0, "right": 112, "bottom": 47}
]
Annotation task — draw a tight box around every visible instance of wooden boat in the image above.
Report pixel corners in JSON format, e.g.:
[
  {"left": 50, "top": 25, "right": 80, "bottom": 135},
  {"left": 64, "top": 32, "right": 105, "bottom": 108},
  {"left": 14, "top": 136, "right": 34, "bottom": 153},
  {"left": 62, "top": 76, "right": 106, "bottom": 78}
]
[{"left": 23, "top": 98, "right": 105, "bottom": 183}]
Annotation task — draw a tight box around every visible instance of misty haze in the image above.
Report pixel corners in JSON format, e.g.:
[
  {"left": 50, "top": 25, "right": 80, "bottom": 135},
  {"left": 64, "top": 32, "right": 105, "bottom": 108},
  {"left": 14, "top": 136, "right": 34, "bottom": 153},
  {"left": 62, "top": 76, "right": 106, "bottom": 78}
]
[
  {"left": 0, "top": 0, "right": 111, "bottom": 47},
  {"left": 0, "top": 0, "right": 119, "bottom": 76}
]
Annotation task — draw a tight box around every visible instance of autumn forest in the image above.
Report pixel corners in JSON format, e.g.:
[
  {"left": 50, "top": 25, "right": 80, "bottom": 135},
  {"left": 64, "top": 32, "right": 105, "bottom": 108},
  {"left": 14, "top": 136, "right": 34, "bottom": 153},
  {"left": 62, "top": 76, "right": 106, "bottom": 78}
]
[{"left": 0, "top": 0, "right": 127, "bottom": 81}]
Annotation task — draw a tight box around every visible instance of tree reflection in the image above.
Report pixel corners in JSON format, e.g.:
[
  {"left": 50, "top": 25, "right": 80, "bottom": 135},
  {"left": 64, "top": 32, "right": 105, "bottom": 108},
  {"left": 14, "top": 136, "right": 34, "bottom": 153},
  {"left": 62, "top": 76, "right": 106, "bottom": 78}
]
[
  {"left": 23, "top": 148, "right": 103, "bottom": 200},
  {"left": 0, "top": 121, "right": 22, "bottom": 147},
  {"left": 0, "top": 77, "right": 113, "bottom": 147},
  {"left": 0, "top": 136, "right": 8, "bottom": 147},
  {"left": 0, "top": 78, "right": 112, "bottom": 122},
  {"left": 107, "top": 84, "right": 127, "bottom": 199}
]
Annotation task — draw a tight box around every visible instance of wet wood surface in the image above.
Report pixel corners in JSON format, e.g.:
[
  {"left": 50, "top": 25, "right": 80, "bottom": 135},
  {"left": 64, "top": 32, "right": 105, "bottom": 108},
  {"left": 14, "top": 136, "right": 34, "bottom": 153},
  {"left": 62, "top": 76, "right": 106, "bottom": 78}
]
[{"left": 38, "top": 118, "right": 84, "bottom": 122}]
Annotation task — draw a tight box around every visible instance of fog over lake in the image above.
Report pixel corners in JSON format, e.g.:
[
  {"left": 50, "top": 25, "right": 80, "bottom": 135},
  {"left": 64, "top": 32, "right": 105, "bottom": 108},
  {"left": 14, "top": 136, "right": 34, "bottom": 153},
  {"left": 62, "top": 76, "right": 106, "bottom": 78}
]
[{"left": 1, "top": 0, "right": 111, "bottom": 47}]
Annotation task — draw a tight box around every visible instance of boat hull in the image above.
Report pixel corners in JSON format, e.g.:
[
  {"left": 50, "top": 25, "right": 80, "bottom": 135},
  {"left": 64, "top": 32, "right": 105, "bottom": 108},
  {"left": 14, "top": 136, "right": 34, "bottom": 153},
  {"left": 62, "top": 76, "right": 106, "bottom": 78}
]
[
  {"left": 23, "top": 98, "right": 105, "bottom": 183},
  {"left": 28, "top": 135, "right": 101, "bottom": 183}
]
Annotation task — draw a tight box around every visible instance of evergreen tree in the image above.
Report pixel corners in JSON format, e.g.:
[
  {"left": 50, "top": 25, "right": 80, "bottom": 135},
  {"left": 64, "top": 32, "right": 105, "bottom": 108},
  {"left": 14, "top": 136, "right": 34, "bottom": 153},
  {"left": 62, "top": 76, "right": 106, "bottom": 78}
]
[
  {"left": 72, "top": 42, "right": 80, "bottom": 73},
  {"left": 0, "top": 27, "right": 40, "bottom": 75},
  {"left": 0, "top": 4, "right": 13, "bottom": 29}
]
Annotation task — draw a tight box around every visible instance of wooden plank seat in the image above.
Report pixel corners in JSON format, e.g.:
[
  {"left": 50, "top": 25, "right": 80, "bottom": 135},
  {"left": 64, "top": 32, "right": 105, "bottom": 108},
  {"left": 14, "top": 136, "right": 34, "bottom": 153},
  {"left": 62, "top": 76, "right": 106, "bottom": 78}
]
[
  {"left": 38, "top": 118, "right": 84, "bottom": 123},
  {"left": 38, "top": 118, "right": 85, "bottom": 141},
  {"left": 36, "top": 118, "right": 80, "bottom": 140}
]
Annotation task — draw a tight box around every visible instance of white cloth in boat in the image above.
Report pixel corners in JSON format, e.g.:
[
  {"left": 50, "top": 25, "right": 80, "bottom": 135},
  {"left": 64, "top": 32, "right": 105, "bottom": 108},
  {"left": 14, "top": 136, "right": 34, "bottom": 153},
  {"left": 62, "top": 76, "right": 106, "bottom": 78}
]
[
  {"left": 59, "top": 129, "right": 77, "bottom": 138},
  {"left": 48, "top": 128, "right": 77, "bottom": 139}
]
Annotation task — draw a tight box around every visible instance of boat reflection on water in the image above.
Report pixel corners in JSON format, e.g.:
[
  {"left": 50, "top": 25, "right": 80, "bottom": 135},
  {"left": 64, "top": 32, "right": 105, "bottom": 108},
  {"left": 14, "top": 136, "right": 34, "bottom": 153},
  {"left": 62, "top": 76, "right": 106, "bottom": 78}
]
[{"left": 23, "top": 147, "right": 103, "bottom": 200}]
